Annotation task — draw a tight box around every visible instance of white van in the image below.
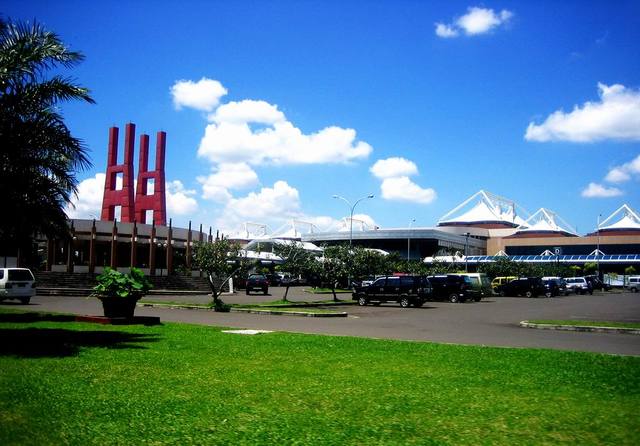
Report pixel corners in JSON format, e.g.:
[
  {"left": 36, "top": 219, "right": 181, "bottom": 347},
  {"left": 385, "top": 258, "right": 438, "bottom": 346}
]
[
  {"left": 0, "top": 268, "right": 36, "bottom": 304},
  {"left": 628, "top": 276, "right": 640, "bottom": 293}
]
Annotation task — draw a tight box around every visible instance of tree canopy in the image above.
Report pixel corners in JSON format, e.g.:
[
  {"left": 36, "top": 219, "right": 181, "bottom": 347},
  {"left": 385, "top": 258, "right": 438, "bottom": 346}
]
[{"left": 0, "top": 19, "right": 94, "bottom": 263}]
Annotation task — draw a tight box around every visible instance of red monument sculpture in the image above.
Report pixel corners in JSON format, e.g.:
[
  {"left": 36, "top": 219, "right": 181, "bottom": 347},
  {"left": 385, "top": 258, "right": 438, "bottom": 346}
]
[{"left": 101, "top": 123, "right": 167, "bottom": 226}]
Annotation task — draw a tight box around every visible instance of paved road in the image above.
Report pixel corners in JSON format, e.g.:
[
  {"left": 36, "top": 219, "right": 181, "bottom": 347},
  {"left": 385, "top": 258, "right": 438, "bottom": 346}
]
[{"left": 3, "top": 288, "right": 640, "bottom": 356}]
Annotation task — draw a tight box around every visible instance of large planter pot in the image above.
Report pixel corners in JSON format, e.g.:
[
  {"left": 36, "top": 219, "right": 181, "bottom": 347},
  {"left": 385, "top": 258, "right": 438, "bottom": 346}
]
[{"left": 99, "top": 295, "right": 140, "bottom": 319}]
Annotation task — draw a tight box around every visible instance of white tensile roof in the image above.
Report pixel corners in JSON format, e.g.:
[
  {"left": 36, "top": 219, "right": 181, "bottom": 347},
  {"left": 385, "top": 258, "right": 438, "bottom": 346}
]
[
  {"left": 599, "top": 204, "right": 640, "bottom": 230},
  {"left": 516, "top": 208, "right": 577, "bottom": 235},
  {"left": 438, "top": 190, "right": 529, "bottom": 227},
  {"left": 272, "top": 220, "right": 321, "bottom": 239}
]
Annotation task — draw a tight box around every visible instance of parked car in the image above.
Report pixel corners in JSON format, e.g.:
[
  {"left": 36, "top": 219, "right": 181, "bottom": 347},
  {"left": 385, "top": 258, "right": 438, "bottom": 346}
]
[
  {"left": 491, "top": 276, "right": 517, "bottom": 290},
  {"left": 352, "top": 275, "right": 432, "bottom": 308},
  {"left": 497, "top": 277, "right": 547, "bottom": 298},
  {"left": 0, "top": 268, "right": 36, "bottom": 304},
  {"left": 627, "top": 276, "right": 640, "bottom": 293},
  {"left": 564, "top": 277, "right": 593, "bottom": 295},
  {"left": 584, "top": 275, "right": 611, "bottom": 291},
  {"left": 246, "top": 274, "right": 269, "bottom": 295},
  {"left": 460, "top": 273, "right": 492, "bottom": 300},
  {"left": 354, "top": 276, "right": 376, "bottom": 287},
  {"left": 542, "top": 277, "right": 571, "bottom": 296},
  {"left": 427, "top": 274, "right": 477, "bottom": 303},
  {"left": 267, "top": 273, "right": 293, "bottom": 287}
]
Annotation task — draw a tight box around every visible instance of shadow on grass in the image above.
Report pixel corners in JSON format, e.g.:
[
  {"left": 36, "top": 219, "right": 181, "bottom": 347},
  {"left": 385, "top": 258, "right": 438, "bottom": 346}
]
[
  {"left": 0, "top": 312, "right": 77, "bottom": 323},
  {"left": 0, "top": 327, "right": 159, "bottom": 358}
]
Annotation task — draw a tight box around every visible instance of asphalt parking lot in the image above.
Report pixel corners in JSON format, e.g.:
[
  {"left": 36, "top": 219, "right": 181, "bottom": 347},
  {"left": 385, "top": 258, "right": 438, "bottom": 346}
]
[{"left": 3, "top": 287, "right": 640, "bottom": 356}]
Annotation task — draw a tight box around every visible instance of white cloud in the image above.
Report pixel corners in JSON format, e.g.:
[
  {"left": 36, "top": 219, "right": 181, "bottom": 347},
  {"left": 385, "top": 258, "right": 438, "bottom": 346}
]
[
  {"left": 65, "top": 173, "right": 106, "bottom": 219},
  {"left": 370, "top": 157, "right": 419, "bottom": 179},
  {"left": 198, "top": 99, "right": 372, "bottom": 165},
  {"left": 197, "top": 163, "right": 259, "bottom": 202},
  {"left": 435, "top": 7, "right": 513, "bottom": 38},
  {"left": 216, "top": 181, "right": 302, "bottom": 230},
  {"left": 370, "top": 157, "right": 436, "bottom": 204},
  {"left": 171, "top": 78, "right": 228, "bottom": 112},
  {"left": 209, "top": 99, "right": 285, "bottom": 124},
  {"left": 581, "top": 182, "right": 623, "bottom": 198},
  {"left": 457, "top": 7, "right": 512, "bottom": 35},
  {"left": 380, "top": 176, "right": 437, "bottom": 204},
  {"left": 525, "top": 83, "right": 640, "bottom": 142},
  {"left": 604, "top": 154, "right": 640, "bottom": 183},
  {"left": 435, "top": 23, "right": 458, "bottom": 38},
  {"left": 166, "top": 180, "right": 198, "bottom": 215}
]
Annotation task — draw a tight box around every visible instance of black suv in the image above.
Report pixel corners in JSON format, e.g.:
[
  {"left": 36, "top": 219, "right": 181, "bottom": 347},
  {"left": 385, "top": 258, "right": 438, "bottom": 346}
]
[
  {"left": 246, "top": 274, "right": 269, "bottom": 295},
  {"left": 497, "top": 277, "right": 546, "bottom": 298},
  {"left": 352, "top": 275, "right": 432, "bottom": 308},
  {"left": 426, "top": 274, "right": 476, "bottom": 303},
  {"left": 543, "top": 278, "right": 570, "bottom": 297}
]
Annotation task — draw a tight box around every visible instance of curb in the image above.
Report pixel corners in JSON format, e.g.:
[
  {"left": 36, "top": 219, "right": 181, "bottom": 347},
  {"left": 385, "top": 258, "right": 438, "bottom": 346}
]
[
  {"left": 520, "top": 321, "right": 640, "bottom": 335},
  {"left": 230, "top": 308, "right": 348, "bottom": 317},
  {"left": 138, "top": 302, "right": 348, "bottom": 317}
]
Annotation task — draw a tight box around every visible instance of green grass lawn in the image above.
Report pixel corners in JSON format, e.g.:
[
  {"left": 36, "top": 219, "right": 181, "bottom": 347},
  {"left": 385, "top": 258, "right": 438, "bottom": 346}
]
[
  {"left": 1, "top": 309, "right": 639, "bottom": 445},
  {"left": 529, "top": 320, "right": 640, "bottom": 329}
]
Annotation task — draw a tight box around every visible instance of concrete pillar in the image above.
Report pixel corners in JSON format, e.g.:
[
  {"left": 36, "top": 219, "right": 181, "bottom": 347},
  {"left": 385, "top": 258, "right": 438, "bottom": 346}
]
[
  {"left": 186, "top": 221, "right": 192, "bottom": 270},
  {"left": 130, "top": 221, "right": 137, "bottom": 268},
  {"left": 149, "top": 222, "right": 156, "bottom": 276},
  {"left": 167, "top": 218, "right": 173, "bottom": 274},
  {"left": 110, "top": 220, "right": 118, "bottom": 269},
  {"left": 89, "top": 220, "right": 96, "bottom": 273}
]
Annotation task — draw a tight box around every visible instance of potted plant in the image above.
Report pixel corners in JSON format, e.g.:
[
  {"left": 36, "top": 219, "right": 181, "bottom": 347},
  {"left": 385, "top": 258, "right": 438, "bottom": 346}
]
[{"left": 92, "top": 267, "right": 152, "bottom": 318}]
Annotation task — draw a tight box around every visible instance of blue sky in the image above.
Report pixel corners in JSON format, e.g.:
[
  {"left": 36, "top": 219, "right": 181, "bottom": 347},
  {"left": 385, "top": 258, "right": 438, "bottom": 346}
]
[{"left": 5, "top": 0, "right": 640, "bottom": 235}]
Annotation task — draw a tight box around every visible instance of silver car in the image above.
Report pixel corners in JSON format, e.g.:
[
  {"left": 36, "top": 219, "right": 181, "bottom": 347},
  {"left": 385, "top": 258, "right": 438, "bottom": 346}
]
[{"left": 0, "top": 268, "right": 36, "bottom": 304}]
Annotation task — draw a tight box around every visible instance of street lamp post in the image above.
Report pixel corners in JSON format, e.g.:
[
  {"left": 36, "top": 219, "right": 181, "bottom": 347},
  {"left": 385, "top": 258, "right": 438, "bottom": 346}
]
[
  {"left": 407, "top": 218, "right": 416, "bottom": 261},
  {"left": 332, "top": 194, "right": 374, "bottom": 248},
  {"left": 596, "top": 214, "right": 601, "bottom": 278},
  {"left": 464, "top": 232, "right": 471, "bottom": 272}
]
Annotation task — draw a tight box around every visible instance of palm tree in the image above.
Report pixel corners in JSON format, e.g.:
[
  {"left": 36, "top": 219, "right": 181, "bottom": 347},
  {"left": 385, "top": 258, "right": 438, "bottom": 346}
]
[{"left": 0, "top": 18, "right": 94, "bottom": 265}]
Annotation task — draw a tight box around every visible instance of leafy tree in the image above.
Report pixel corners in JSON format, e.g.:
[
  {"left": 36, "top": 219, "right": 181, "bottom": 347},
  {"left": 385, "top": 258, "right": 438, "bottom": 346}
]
[
  {"left": 0, "top": 19, "right": 94, "bottom": 264},
  {"left": 192, "top": 238, "right": 252, "bottom": 310},
  {"left": 313, "top": 244, "right": 351, "bottom": 301},
  {"left": 273, "top": 241, "right": 317, "bottom": 301},
  {"left": 583, "top": 262, "right": 598, "bottom": 275},
  {"left": 351, "top": 246, "right": 390, "bottom": 280},
  {"left": 624, "top": 266, "right": 636, "bottom": 276}
]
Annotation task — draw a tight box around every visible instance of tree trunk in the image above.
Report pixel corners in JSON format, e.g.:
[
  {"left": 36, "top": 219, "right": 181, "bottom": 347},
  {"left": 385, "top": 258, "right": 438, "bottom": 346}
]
[
  {"left": 207, "top": 274, "right": 221, "bottom": 306},
  {"left": 283, "top": 284, "right": 290, "bottom": 301}
]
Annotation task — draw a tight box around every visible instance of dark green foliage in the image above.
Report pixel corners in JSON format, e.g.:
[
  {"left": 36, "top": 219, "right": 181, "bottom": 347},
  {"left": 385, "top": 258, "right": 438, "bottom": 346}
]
[
  {"left": 625, "top": 266, "right": 637, "bottom": 276},
  {"left": 0, "top": 19, "right": 94, "bottom": 258},
  {"left": 583, "top": 262, "right": 598, "bottom": 275},
  {"left": 92, "top": 267, "right": 152, "bottom": 298}
]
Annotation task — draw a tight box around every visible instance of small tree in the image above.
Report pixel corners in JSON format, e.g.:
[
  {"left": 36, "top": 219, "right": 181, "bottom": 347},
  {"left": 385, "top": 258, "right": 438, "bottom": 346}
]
[
  {"left": 192, "top": 238, "right": 249, "bottom": 311},
  {"left": 313, "top": 245, "right": 351, "bottom": 301},
  {"left": 273, "top": 241, "right": 317, "bottom": 301},
  {"left": 351, "top": 246, "right": 390, "bottom": 281},
  {"left": 583, "top": 262, "right": 598, "bottom": 275}
]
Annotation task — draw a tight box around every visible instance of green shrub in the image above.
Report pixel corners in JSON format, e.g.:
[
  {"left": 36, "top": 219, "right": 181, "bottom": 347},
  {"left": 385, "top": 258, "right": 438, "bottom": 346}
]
[{"left": 92, "top": 267, "right": 152, "bottom": 298}]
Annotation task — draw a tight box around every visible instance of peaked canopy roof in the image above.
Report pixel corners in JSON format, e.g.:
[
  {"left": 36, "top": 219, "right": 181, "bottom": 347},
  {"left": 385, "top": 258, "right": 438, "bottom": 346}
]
[
  {"left": 599, "top": 204, "right": 640, "bottom": 232},
  {"left": 438, "top": 190, "right": 529, "bottom": 228},
  {"left": 512, "top": 208, "right": 577, "bottom": 237}
]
